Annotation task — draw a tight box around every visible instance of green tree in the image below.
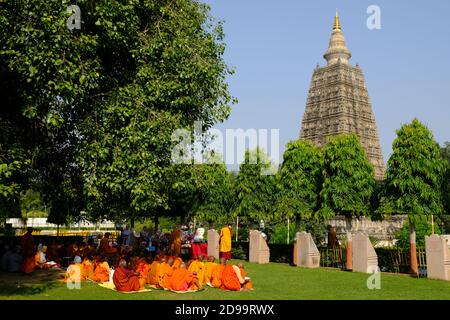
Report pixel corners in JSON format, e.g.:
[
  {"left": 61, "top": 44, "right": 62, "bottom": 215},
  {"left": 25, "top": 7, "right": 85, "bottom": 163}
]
[
  {"left": 378, "top": 119, "right": 444, "bottom": 276},
  {"left": 320, "top": 134, "right": 376, "bottom": 270},
  {"left": 233, "top": 148, "right": 278, "bottom": 226},
  {"left": 276, "top": 140, "right": 323, "bottom": 231},
  {"left": 441, "top": 142, "right": 450, "bottom": 215}
]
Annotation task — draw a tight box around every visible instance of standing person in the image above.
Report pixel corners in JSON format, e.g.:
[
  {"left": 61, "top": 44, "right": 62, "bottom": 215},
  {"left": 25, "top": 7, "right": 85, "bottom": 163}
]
[
  {"left": 122, "top": 225, "right": 132, "bottom": 246},
  {"left": 170, "top": 225, "right": 182, "bottom": 256},
  {"left": 327, "top": 225, "right": 339, "bottom": 249},
  {"left": 21, "top": 227, "right": 36, "bottom": 274},
  {"left": 219, "top": 224, "right": 232, "bottom": 260}
]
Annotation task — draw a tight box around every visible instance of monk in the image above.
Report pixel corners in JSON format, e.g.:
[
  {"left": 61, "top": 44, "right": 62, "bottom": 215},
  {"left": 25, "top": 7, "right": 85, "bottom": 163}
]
[
  {"left": 92, "top": 256, "right": 110, "bottom": 282},
  {"left": 172, "top": 256, "right": 183, "bottom": 269},
  {"left": 67, "top": 242, "right": 79, "bottom": 257},
  {"left": 98, "top": 233, "right": 117, "bottom": 256},
  {"left": 21, "top": 227, "right": 36, "bottom": 274},
  {"left": 146, "top": 256, "right": 161, "bottom": 286},
  {"left": 81, "top": 257, "right": 95, "bottom": 280},
  {"left": 211, "top": 257, "right": 226, "bottom": 288},
  {"left": 135, "top": 256, "right": 152, "bottom": 281},
  {"left": 188, "top": 254, "right": 205, "bottom": 286},
  {"left": 83, "top": 239, "right": 97, "bottom": 258},
  {"left": 237, "top": 262, "right": 252, "bottom": 289},
  {"left": 113, "top": 259, "right": 144, "bottom": 292},
  {"left": 46, "top": 240, "right": 61, "bottom": 264},
  {"left": 219, "top": 224, "right": 232, "bottom": 260},
  {"left": 166, "top": 263, "right": 200, "bottom": 292},
  {"left": 157, "top": 257, "right": 174, "bottom": 289},
  {"left": 35, "top": 245, "right": 47, "bottom": 269},
  {"left": 170, "top": 225, "right": 182, "bottom": 256},
  {"left": 221, "top": 263, "right": 251, "bottom": 291},
  {"left": 204, "top": 256, "right": 218, "bottom": 285}
]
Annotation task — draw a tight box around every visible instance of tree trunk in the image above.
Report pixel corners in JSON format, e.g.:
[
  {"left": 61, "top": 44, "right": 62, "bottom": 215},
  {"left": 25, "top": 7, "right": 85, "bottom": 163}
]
[
  {"left": 130, "top": 216, "right": 135, "bottom": 230},
  {"left": 409, "top": 219, "right": 419, "bottom": 277},
  {"left": 345, "top": 217, "right": 353, "bottom": 271}
]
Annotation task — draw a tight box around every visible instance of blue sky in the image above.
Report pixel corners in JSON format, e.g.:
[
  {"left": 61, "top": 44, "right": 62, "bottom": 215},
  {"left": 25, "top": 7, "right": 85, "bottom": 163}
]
[{"left": 203, "top": 0, "right": 450, "bottom": 168}]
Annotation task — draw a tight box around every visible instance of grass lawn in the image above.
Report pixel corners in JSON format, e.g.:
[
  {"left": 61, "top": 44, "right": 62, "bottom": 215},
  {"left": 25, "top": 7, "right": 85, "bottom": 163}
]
[{"left": 1, "top": 260, "right": 450, "bottom": 300}]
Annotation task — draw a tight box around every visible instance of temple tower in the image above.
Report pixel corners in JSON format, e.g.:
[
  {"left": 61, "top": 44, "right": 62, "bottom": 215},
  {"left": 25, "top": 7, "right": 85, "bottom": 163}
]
[{"left": 300, "top": 12, "right": 385, "bottom": 180}]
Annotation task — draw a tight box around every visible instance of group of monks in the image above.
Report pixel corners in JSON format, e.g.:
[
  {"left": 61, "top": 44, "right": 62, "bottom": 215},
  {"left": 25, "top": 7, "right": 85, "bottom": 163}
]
[
  {"left": 66, "top": 252, "right": 252, "bottom": 293},
  {"left": 115, "top": 253, "right": 252, "bottom": 292}
]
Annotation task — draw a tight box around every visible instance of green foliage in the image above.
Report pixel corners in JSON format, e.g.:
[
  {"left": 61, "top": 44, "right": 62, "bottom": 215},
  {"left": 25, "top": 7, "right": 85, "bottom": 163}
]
[
  {"left": 320, "top": 134, "right": 376, "bottom": 219},
  {"left": 378, "top": 119, "right": 444, "bottom": 222},
  {"left": 233, "top": 148, "right": 278, "bottom": 223},
  {"left": 276, "top": 140, "right": 323, "bottom": 223},
  {"left": 441, "top": 142, "right": 450, "bottom": 214},
  {"left": 394, "top": 217, "right": 440, "bottom": 248},
  {"left": 269, "top": 223, "right": 297, "bottom": 244}
]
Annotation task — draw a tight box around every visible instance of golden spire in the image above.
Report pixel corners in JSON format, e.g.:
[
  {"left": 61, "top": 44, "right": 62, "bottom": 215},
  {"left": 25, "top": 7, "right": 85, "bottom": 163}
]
[{"left": 333, "top": 10, "right": 341, "bottom": 31}]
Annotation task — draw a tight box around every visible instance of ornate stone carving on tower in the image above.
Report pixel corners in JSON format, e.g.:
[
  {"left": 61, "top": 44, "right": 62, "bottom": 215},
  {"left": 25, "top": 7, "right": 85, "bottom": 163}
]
[{"left": 300, "top": 12, "right": 385, "bottom": 180}]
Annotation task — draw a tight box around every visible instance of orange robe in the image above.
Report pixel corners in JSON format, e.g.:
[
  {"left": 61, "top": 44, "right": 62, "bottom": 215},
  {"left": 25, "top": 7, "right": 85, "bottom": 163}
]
[
  {"left": 113, "top": 266, "right": 142, "bottom": 292},
  {"left": 204, "top": 262, "right": 218, "bottom": 284},
  {"left": 188, "top": 260, "right": 205, "bottom": 285},
  {"left": 99, "top": 237, "right": 117, "bottom": 255},
  {"left": 157, "top": 262, "right": 173, "bottom": 289},
  {"left": 172, "top": 257, "right": 183, "bottom": 269},
  {"left": 21, "top": 233, "right": 35, "bottom": 274},
  {"left": 147, "top": 261, "right": 160, "bottom": 285},
  {"left": 135, "top": 260, "right": 151, "bottom": 280},
  {"left": 221, "top": 265, "right": 243, "bottom": 291},
  {"left": 92, "top": 261, "right": 110, "bottom": 282},
  {"left": 81, "top": 259, "right": 95, "bottom": 280},
  {"left": 239, "top": 267, "right": 252, "bottom": 289},
  {"left": 211, "top": 264, "right": 225, "bottom": 288},
  {"left": 167, "top": 268, "right": 195, "bottom": 291},
  {"left": 170, "top": 228, "right": 182, "bottom": 256}
]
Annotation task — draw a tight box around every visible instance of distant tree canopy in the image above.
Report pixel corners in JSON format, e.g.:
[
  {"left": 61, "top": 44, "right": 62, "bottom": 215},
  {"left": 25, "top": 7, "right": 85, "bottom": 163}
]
[
  {"left": 441, "top": 142, "right": 450, "bottom": 215},
  {"left": 0, "top": 0, "right": 235, "bottom": 224},
  {"left": 378, "top": 119, "right": 444, "bottom": 222}
]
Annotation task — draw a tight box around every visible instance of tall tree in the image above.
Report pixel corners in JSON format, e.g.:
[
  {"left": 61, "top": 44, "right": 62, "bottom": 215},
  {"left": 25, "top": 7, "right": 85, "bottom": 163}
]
[
  {"left": 233, "top": 148, "right": 278, "bottom": 227},
  {"left": 276, "top": 140, "right": 323, "bottom": 231},
  {"left": 320, "top": 134, "right": 375, "bottom": 270},
  {"left": 441, "top": 142, "right": 450, "bottom": 215},
  {"left": 378, "top": 119, "right": 444, "bottom": 276}
]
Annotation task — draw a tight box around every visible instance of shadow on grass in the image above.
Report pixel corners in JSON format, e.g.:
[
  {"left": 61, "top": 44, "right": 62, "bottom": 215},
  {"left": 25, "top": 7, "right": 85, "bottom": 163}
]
[{"left": 0, "top": 269, "right": 63, "bottom": 297}]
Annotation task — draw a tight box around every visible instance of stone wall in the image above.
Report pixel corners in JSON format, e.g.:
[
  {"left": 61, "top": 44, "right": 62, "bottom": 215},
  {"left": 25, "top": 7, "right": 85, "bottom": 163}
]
[{"left": 327, "top": 215, "right": 408, "bottom": 247}]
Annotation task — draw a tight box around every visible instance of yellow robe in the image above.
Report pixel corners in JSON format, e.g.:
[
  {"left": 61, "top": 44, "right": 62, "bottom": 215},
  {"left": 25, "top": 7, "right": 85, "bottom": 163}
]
[
  {"left": 187, "top": 260, "right": 205, "bottom": 286},
  {"left": 204, "top": 262, "right": 218, "bottom": 284},
  {"left": 220, "top": 227, "right": 232, "bottom": 253}
]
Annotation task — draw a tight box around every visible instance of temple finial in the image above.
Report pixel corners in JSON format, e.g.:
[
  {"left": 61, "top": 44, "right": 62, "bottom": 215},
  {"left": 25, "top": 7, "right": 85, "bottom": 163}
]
[{"left": 334, "top": 10, "right": 341, "bottom": 31}]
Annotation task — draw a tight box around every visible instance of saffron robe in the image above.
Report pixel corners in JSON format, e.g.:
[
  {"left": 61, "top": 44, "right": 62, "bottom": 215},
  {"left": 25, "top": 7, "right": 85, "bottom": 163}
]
[
  {"left": 167, "top": 268, "right": 195, "bottom": 291},
  {"left": 204, "top": 262, "right": 218, "bottom": 284},
  {"left": 146, "top": 261, "right": 160, "bottom": 285},
  {"left": 221, "top": 265, "right": 244, "bottom": 291},
  {"left": 21, "top": 232, "right": 35, "bottom": 274},
  {"left": 211, "top": 264, "right": 225, "bottom": 288},
  {"left": 187, "top": 260, "right": 205, "bottom": 285},
  {"left": 170, "top": 228, "right": 183, "bottom": 256},
  {"left": 219, "top": 227, "right": 232, "bottom": 253},
  {"left": 157, "top": 262, "right": 173, "bottom": 288},
  {"left": 113, "top": 266, "right": 142, "bottom": 292},
  {"left": 81, "top": 259, "right": 95, "bottom": 280},
  {"left": 239, "top": 267, "right": 252, "bottom": 289},
  {"left": 92, "top": 261, "right": 110, "bottom": 282}
]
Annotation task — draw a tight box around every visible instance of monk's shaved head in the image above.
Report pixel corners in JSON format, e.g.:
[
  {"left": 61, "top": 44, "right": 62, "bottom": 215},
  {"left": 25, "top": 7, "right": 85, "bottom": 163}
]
[
  {"left": 237, "top": 262, "right": 244, "bottom": 269},
  {"left": 220, "top": 257, "right": 226, "bottom": 265},
  {"left": 119, "top": 259, "right": 127, "bottom": 268},
  {"left": 208, "top": 256, "right": 215, "bottom": 263},
  {"left": 197, "top": 254, "right": 204, "bottom": 262},
  {"left": 167, "top": 257, "right": 174, "bottom": 266},
  {"left": 179, "top": 263, "right": 186, "bottom": 269}
]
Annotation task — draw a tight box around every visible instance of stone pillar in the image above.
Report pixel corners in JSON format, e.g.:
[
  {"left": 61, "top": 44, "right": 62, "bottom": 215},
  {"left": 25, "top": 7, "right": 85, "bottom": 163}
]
[
  {"left": 207, "top": 229, "right": 220, "bottom": 260},
  {"left": 295, "top": 232, "right": 320, "bottom": 268},
  {"left": 425, "top": 234, "right": 450, "bottom": 281},
  {"left": 249, "top": 230, "right": 270, "bottom": 264},
  {"left": 352, "top": 233, "right": 378, "bottom": 273}
]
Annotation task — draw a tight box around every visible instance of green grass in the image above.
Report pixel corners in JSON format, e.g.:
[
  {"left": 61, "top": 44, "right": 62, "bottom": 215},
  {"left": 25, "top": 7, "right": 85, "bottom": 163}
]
[{"left": 2, "top": 260, "right": 450, "bottom": 300}]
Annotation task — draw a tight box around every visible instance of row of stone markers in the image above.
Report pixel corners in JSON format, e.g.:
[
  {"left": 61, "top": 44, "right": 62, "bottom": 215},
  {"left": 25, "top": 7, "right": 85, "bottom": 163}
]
[{"left": 207, "top": 228, "right": 450, "bottom": 281}]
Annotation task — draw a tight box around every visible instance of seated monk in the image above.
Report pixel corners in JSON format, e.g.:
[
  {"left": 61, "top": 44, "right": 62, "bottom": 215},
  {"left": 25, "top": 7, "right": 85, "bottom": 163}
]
[
  {"left": 172, "top": 256, "right": 183, "bottom": 269},
  {"left": 211, "top": 257, "right": 226, "bottom": 288},
  {"left": 67, "top": 242, "right": 79, "bottom": 257},
  {"left": 81, "top": 256, "right": 95, "bottom": 280},
  {"left": 83, "top": 239, "right": 96, "bottom": 258},
  {"left": 237, "top": 262, "right": 252, "bottom": 290},
  {"left": 146, "top": 256, "right": 161, "bottom": 286},
  {"left": 204, "top": 256, "right": 218, "bottom": 285},
  {"left": 46, "top": 240, "right": 61, "bottom": 264},
  {"left": 92, "top": 256, "right": 110, "bottom": 282},
  {"left": 135, "top": 256, "right": 152, "bottom": 281},
  {"left": 221, "top": 263, "right": 251, "bottom": 291},
  {"left": 35, "top": 245, "right": 47, "bottom": 269},
  {"left": 98, "top": 233, "right": 117, "bottom": 256},
  {"left": 157, "top": 256, "right": 174, "bottom": 289},
  {"left": 113, "top": 259, "right": 145, "bottom": 292},
  {"left": 188, "top": 254, "right": 205, "bottom": 286},
  {"left": 166, "top": 263, "right": 200, "bottom": 292}
]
